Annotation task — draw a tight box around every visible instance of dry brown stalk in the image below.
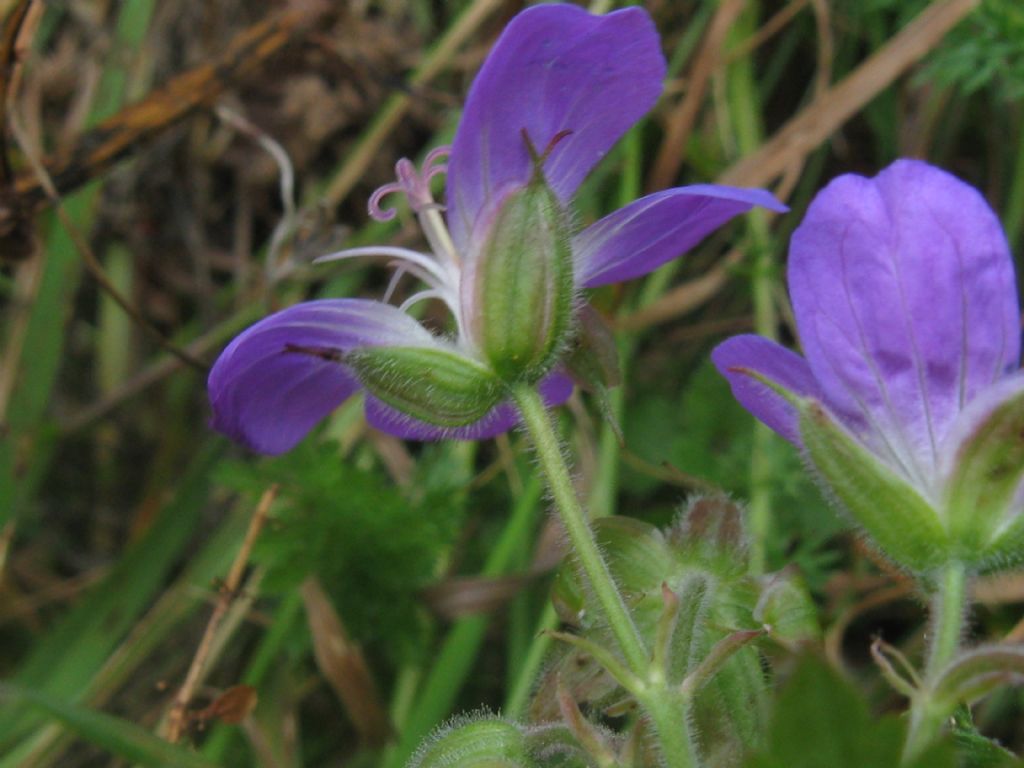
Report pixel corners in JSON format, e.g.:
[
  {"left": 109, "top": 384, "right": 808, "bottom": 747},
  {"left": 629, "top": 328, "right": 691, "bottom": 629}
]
[
  {"left": 648, "top": 0, "right": 747, "bottom": 193},
  {"left": 8, "top": 114, "right": 209, "bottom": 371},
  {"left": 724, "top": 0, "right": 809, "bottom": 66},
  {"left": 59, "top": 316, "right": 251, "bottom": 434},
  {"left": 301, "top": 577, "right": 392, "bottom": 747},
  {"left": 163, "top": 484, "right": 279, "bottom": 743},
  {"left": 323, "top": 0, "right": 505, "bottom": 208},
  {"left": 718, "top": 0, "right": 980, "bottom": 188},
  {"left": 0, "top": 0, "right": 41, "bottom": 263},
  {"left": 823, "top": 583, "right": 914, "bottom": 669},
  {"left": 617, "top": 250, "right": 743, "bottom": 332},
  {"left": 0, "top": 4, "right": 326, "bottom": 239},
  {"left": 0, "top": 0, "right": 34, "bottom": 184},
  {"left": 628, "top": 0, "right": 959, "bottom": 335}
]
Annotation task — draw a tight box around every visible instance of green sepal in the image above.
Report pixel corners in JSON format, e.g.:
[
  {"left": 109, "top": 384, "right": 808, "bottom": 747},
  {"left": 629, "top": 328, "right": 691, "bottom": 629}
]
[
  {"left": 470, "top": 174, "right": 575, "bottom": 383},
  {"left": 949, "top": 707, "right": 1021, "bottom": 768},
  {"left": 523, "top": 723, "right": 605, "bottom": 768},
  {"left": 753, "top": 569, "right": 821, "bottom": 647},
  {"left": 411, "top": 716, "right": 536, "bottom": 768},
  {"left": 798, "top": 401, "right": 949, "bottom": 571},
  {"left": 932, "top": 645, "right": 1024, "bottom": 712},
  {"left": 565, "top": 305, "right": 620, "bottom": 393},
  {"left": 348, "top": 346, "right": 504, "bottom": 427},
  {"left": 942, "top": 385, "right": 1024, "bottom": 564},
  {"left": 550, "top": 517, "right": 675, "bottom": 629}
]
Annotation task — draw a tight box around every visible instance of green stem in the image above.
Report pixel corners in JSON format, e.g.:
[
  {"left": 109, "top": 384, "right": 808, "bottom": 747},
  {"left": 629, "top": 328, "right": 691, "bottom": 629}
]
[
  {"left": 639, "top": 690, "right": 701, "bottom": 768},
  {"left": 727, "top": 3, "right": 775, "bottom": 575},
  {"left": 902, "top": 562, "right": 968, "bottom": 763},
  {"left": 512, "top": 385, "right": 700, "bottom": 768},
  {"left": 512, "top": 385, "right": 648, "bottom": 672}
]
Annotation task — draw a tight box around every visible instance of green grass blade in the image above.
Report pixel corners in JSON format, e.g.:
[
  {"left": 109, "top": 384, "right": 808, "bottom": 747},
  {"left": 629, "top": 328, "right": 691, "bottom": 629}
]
[{"left": 0, "top": 684, "right": 219, "bottom": 768}]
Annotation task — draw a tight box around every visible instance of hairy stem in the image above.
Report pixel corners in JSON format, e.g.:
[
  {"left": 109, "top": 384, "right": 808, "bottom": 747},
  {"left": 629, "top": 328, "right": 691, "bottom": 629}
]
[
  {"left": 902, "top": 562, "right": 967, "bottom": 763},
  {"left": 512, "top": 385, "right": 700, "bottom": 768},
  {"left": 512, "top": 385, "right": 648, "bottom": 671}
]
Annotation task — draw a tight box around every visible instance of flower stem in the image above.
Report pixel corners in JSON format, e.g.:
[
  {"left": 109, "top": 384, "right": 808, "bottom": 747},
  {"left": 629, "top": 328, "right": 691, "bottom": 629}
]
[
  {"left": 512, "top": 385, "right": 700, "bottom": 768},
  {"left": 639, "top": 688, "right": 700, "bottom": 768},
  {"left": 512, "top": 385, "right": 648, "bottom": 672},
  {"left": 902, "top": 561, "right": 968, "bottom": 763}
]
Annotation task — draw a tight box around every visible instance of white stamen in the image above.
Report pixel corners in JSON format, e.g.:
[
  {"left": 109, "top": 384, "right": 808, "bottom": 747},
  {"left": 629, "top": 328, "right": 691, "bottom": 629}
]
[
  {"left": 315, "top": 246, "right": 451, "bottom": 287},
  {"left": 382, "top": 266, "right": 409, "bottom": 303},
  {"left": 333, "top": 145, "right": 467, "bottom": 325},
  {"left": 418, "top": 207, "right": 463, "bottom": 272},
  {"left": 400, "top": 289, "right": 447, "bottom": 313},
  {"left": 385, "top": 260, "right": 444, "bottom": 292}
]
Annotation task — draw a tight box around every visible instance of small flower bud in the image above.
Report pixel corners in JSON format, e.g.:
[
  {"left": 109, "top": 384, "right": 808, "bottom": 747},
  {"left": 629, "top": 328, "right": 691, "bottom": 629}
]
[
  {"left": 753, "top": 570, "right": 820, "bottom": 648},
  {"left": 348, "top": 346, "right": 504, "bottom": 427},
  {"left": 667, "top": 495, "right": 748, "bottom": 578},
  {"left": 411, "top": 716, "right": 536, "bottom": 768},
  {"left": 467, "top": 172, "right": 575, "bottom": 384}
]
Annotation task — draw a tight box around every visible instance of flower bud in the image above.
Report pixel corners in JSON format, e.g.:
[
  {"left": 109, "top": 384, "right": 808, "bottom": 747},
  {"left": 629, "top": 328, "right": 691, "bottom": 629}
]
[
  {"left": 753, "top": 570, "right": 820, "bottom": 648},
  {"left": 667, "top": 495, "right": 748, "bottom": 579},
  {"left": 411, "top": 716, "right": 536, "bottom": 768},
  {"left": 467, "top": 172, "right": 575, "bottom": 383},
  {"left": 348, "top": 346, "right": 504, "bottom": 426}
]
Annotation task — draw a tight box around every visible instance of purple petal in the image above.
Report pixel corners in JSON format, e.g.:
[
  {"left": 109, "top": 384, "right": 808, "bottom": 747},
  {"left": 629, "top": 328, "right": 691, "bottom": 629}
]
[
  {"left": 574, "top": 185, "right": 787, "bottom": 288},
  {"left": 208, "top": 299, "right": 435, "bottom": 455},
  {"left": 711, "top": 335, "right": 822, "bottom": 445},
  {"left": 446, "top": 5, "right": 665, "bottom": 252},
  {"left": 789, "top": 159, "right": 1020, "bottom": 482},
  {"left": 365, "top": 371, "right": 575, "bottom": 441}
]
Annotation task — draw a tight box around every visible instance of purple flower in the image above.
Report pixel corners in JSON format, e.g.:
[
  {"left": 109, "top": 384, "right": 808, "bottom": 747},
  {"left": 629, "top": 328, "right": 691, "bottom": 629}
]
[
  {"left": 714, "top": 159, "right": 1022, "bottom": 516},
  {"left": 209, "top": 4, "right": 785, "bottom": 455}
]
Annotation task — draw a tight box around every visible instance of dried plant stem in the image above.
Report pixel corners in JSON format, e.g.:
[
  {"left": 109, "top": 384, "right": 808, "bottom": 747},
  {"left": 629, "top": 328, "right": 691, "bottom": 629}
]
[
  {"left": 163, "top": 485, "right": 278, "bottom": 743},
  {"left": 323, "top": 0, "right": 505, "bottom": 208},
  {"left": 719, "top": 0, "right": 980, "bottom": 188},
  {"left": 7, "top": 114, "right": 208, "bottom": 371},
  {"left": 649, "top": 0, "right": 746, "bottom": 192}
]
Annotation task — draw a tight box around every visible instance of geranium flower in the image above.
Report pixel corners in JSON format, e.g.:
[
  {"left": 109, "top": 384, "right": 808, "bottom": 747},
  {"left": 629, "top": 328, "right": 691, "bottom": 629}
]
[
  {"left": 714, "top": 160, "right": 1023, "bottom": 567},
  {"left": 209, "top": 4, "right": 784, "bottom": 455}
]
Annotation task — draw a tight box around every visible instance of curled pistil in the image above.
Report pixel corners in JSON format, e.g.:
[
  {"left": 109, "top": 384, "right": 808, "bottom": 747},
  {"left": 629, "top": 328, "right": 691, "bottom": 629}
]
[{"left": 368, "top": 146, "right": 451, "bottom": 222}]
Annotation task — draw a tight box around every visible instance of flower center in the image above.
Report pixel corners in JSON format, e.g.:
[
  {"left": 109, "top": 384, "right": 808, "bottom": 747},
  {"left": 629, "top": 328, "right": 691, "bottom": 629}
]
[{"left": 315, "top": 146, "right": 466, "bottom": 334}]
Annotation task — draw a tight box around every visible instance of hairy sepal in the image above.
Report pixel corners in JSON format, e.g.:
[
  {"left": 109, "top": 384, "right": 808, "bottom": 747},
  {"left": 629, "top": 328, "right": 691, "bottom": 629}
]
[
  {"left": 411, "top": 715, "right": 536, "bottom": 768},
  {"left": 470, "top": 176, "right": 575, "bottom": 383},
  {"left": 798, "top": 401, "right": 949, "bottom": 572},
  {"left": 349, "top": 346, "right": 504, "bottom": 427},
  {"left": 942, "top": 385, "right": 1024, "bottom": 565}
]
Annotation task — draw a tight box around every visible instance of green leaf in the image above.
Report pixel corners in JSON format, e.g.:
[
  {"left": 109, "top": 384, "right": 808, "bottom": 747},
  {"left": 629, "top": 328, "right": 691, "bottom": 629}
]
[
  {"left": 0, "top": 444, "right": 222, "bottom": 750},
  {"left": 0, "top": 684, "right": 218, "bottom": 768},
  {"left": 752, "top": 570, "right": 821, "bottom": 647},
  {"left": 220, "top": 441, "right": 468, "bottom": 665},
  {"left": 743, "top": 655, "right": 956, "bottom": 768}
]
